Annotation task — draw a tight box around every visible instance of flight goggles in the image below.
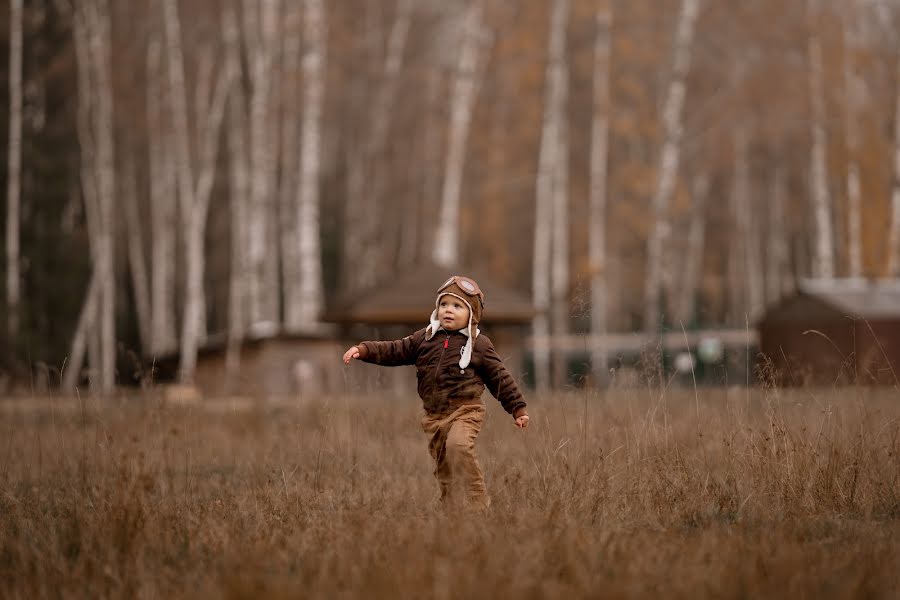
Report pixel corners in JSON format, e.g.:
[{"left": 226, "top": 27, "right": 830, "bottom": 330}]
[{"left": 437, "top": 275, "right": 485, "bottom": 308}]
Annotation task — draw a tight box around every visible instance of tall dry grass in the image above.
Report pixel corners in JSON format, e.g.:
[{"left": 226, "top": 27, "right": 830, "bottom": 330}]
[{"left": 1, "top": 384, "right": 899, "bottom": 598}]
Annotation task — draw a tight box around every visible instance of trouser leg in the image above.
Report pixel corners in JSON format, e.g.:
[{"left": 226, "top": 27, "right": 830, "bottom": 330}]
[{"left": 421, "top": 405, "right": 489, "bottom": 511}]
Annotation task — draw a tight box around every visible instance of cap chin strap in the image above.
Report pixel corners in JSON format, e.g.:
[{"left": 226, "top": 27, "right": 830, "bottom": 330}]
[{"left": 424, "top": 292, "right": 480, "bottom": 369}]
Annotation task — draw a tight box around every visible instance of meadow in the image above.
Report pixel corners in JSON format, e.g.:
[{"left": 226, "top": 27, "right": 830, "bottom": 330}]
[{"left": 1, "top": 384, "right": 899, "bottom": 599}]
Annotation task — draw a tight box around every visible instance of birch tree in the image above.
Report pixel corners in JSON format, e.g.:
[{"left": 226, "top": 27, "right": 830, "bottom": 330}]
[
  {"left": 843, "top": 6, "right": 864, "bottom": 278},
  {"left": 733, "top": 130, "right": 765, "bottom": 320},
  {"left": 6, "top": 0, "right": 23, "bottom": 341},
  {"left": 643, "top": 0, "right": 700, "bottom": 332},
  {"left": 292, "top": 0, "right": 326, "bottom": 330},
  {"left": 433, "top": 0, "right": 488, "bottom": 267},
  {"left": 589, "top": 2, "right": 612, "bottom": 386},
  {"left": 887, "top": 38, "right": 900, "bottom": 276},
  {"left": 344, "top": 0, "right": 412, "bottom": 290},
  {"left": 146, "top": 36, "right": 178, "bottom": 356},
  {"left": 550, "top": 8, "right": 570, "bottom": 390},
  {"left": 767, "top": 160, "right": 791, "bottom": 304},
  {"left": 64, "top": 0, "right": 116, "bottom": 393},
  {"left": 533, "top": 0, "right": 569, "bottom": 392},
  {"left": 162, "top": 0, "right": 233, "bottom": 381},
  {"left": 674, "top": 173, "right": 708, "bottom": 327},
  {"left": 243, "top": 0, "right": 281, "bottom": 326},
  {"left": 223, "top": 1, "right": 249, "bottom": 382},
  {"left": 807, "top": 0, "right": 835, "bottom": 279}
]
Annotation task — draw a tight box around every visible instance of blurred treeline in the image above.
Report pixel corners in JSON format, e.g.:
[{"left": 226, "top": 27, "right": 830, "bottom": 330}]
[{"left": 1, "top": 0, "right": 899, "bottom": 389}]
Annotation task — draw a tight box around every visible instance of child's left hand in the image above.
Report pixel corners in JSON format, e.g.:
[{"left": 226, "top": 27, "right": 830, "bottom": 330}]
[{"left": 515, "top": 415, "right": 529, "bottom": 429}]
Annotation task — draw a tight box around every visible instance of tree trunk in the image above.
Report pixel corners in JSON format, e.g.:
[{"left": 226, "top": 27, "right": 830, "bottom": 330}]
[
  {"left": 533, "top": 0, "right": 569, "bottom": 392},
  {"left": 733, "top": 131, "right": 764, "bottom": 320},
  {"left": 887, "top": 45, "right": 900, "bottom": 275},
  {"left": 61, "top": 273, "right": 100, "bottom": 392},
  {"left": 223, "top": 1, "right": 249, "bottom": 387},
  {"left": 808, "top": 0, "right": 835, "bottom": 279},
  {"left": 550, "top": 18, "right": 570, "bottom": 390},
  {"left": 767, "top": 160, "right": 790, "bottom": 305},
  {"left": 123, "top": 157, "right": 151, "bottom": 352},
  {"left": 843, "top": 9, "right": 864, "bottom": 278},
  {"left": 164, "top": 0, "right": 233, "bottom": 381},
  {"left": 643, "top": 0, "right": 700, "bottom": 332},
  {"left": 6, "top": 0, "right": 23, "bottom": 341},
  {"left": 293, "top": 0, "right": 326, "bottom": 330},
  {"left": 279, "top": 2, "right": 301, "bottom": 327},
  {"left": 433, "top": 0, "right": 487, "bottom": 267},
  {"left": 70, "top": 0, "right": 116, "bottom": 394},
  {"left": 243, "top": 0, "right": 281, "bottom": 326},
  {"left": 675, "top": 173, "right": 709, "bottom": 327},
  {"left": 147, "top": 37, "right": 177, "bottom": 356},
  {"left": 589, "top": 3, "right": 612, "bottom": 387}
]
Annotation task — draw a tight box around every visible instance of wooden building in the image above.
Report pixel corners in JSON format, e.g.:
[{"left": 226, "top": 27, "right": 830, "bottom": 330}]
[
  {"left": 154, "top": 263, "right": 534, "bottom": 400},
  {"left": 758, "top": 279, "right": 900, "bottom": 386}
]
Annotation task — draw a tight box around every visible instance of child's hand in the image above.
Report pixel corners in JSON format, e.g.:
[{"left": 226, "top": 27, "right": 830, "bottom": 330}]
[
  {"left": 342, "top": 346, "right": 360, "bottom": 364},
  {"left": 514, "top": 415, "right": 529, "bottom": 429}
]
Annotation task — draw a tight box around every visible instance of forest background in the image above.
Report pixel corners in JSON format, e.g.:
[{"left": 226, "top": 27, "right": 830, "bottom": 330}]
[{"left": 2, "top": 0, "right": 900, "bottom": 393}]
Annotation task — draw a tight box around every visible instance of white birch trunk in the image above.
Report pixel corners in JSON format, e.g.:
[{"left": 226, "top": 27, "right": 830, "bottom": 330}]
[
  {"left": 243, "top": 0, "right": 281, "bottom": 326},
  {"left": 550, "top": 10, "right": 570, "bottom": 390},
  {"left": 147, "top": 37, "right": 177, "bottom": 356},
  {"left": 433, "top": 0, "right": 486, "bottom": 267},
  {"left": 123, "top": 158, "right": 151, "bottom": 352},
  {"left": 733, "top": 131, "right": 765, "bottom": 320},
  {"left": 279, "top": 2, "right": 301, "bottom": 327},
  {"left": 808, "top": 0, "right": 835, "bottom": 279},
  {"left": 767, "top": 161, "right": 790, "bottom": 305},
  {"left": 843, "top": 10, "right": 864, "bottom": 278},
  {"left": 70, "top": 0, "right": 116, "bottom": 393},
  {"left": 343, "top": 0, "right": 411, "bottom": 292},
  {"left": 6, "top": 0, "right": 23, "bottom": 340},
  {"left": 223, "top": 2, "right": 249, "bottom": 382},
  {"left": 532, "top": 0, "right": 569, "bottom": 392},
  {"left": 887, "top": 48, "right": 900, "bottom": 275},
  {"left": 61, "top": 273, "right": 100, "bottom": 391},
  {"left": 293, "top": 0, "right": 326, "bottom": 330},
  {"left": 643, "top": 0, "right": 700, "bottom": 332},
  {"left": 674, "top": 173, "right": 708, "bottom": 326},
  {"left": 589, "top": 4, "right": 612, "bottom": 386},
  {"left": 164, "top": 0, "right": 233, "bottom": 381}
]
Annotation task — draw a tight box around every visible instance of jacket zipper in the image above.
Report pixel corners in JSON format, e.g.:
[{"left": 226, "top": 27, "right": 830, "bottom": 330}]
[{"left": 429, "top": 334, "right": 450, "bottom": 404}]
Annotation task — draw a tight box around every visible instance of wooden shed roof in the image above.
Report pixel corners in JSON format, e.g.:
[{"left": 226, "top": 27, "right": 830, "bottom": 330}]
[
  {"left": 323, "top": 262, "right": 535, "bottom": 325},
  {"left": 763, "top": 278, "right": 900, "bottom": 323}
]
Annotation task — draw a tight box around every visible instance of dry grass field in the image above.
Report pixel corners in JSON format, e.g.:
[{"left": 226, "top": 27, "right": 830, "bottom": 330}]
[{"left": 1, "top": 384, "right": 899, "bottom": 598}]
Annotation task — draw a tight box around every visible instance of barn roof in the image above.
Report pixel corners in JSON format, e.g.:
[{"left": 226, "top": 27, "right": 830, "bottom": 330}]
[
  {"left": 764, "top": 278, "right": 900, "bottom": 322},
  {"left": 323, "top": 262, "right": 535, "bottom": 325}
]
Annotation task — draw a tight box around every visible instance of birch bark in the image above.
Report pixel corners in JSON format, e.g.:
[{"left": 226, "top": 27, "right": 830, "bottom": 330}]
[
  {"left": 643, "top": 0, "right": 700, "bottom": 332},
  {"left": 6, "top": 0, "right": 23, "bottom": 340},
  {"left": 67, "top": 0, "right": 116, "bottom": 393},
  {"left": 589, "top": 3, "right": 612, "bottom": 386},
  {"left": 433, "top": 0, "right": 487, "bottom": 267},
  {"left": 674, "top": 173, "right": 708, "bottom": 327},
  {"left": 808, "top": 0, "right": 835, "bottom": 279},
  {"left": 293, "top": 0, "right": 326, "bottom": 330},
  {"left": 887, "top": 42, "right": 900, "bottom": 275},
  {"left": 843, "top": 9, "right": 864, "bottom": 278},
  {"left": 147, "top": 37, "right": 177, "bottom": 355},
  {"left": 163, "top": 0, "right": 233, "bottom": 381},
  {"left": 533, "top": 0, "right": 569, "bottom": 392}
]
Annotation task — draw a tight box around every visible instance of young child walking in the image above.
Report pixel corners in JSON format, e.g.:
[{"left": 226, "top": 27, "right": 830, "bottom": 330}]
[{"left": 342, "top": 275, "right": 529, "bottom": 511}]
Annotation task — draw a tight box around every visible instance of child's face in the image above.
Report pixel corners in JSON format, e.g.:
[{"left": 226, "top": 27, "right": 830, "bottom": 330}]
[{"left": 438, "top": 294, "right": 470, "bottom": 331}]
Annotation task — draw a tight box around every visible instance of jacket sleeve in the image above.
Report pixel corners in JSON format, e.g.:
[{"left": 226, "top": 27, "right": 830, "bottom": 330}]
[
  {"left": 356, "top": 328, "right": 425, "bottom": 366},
  {"left": 476, "top": 336, "right": 527, "bottom": 417}
]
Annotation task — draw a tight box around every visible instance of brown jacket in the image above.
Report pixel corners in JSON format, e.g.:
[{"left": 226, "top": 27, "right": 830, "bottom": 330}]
[{"left": 357, "top": 328, "right": 527, "bottom": 418}]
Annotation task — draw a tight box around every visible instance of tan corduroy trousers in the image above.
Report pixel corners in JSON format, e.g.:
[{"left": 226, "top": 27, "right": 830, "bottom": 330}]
[{"left": 420, "top": 404, "right": 490, "bottom": 511}]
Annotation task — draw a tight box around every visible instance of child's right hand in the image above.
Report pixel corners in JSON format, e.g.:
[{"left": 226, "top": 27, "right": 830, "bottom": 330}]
[{"left": 342, "top": 346, "right": 361, "bottom": 364}]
